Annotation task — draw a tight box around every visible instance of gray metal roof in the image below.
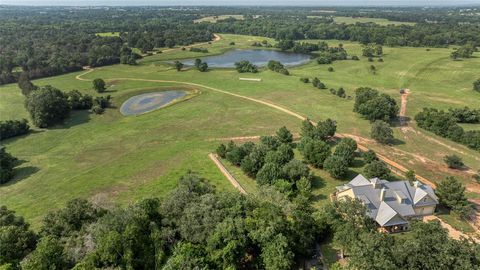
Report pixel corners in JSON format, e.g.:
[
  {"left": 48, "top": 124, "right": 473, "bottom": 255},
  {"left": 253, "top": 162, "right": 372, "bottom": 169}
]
[{"left": 337, "top": 174, "right": 438, "bottom": 227}]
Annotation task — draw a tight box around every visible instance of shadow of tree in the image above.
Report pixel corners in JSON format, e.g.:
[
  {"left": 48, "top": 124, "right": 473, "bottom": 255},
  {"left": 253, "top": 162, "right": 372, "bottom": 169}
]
[
  {"left": 51, "top": 110, "right": 91, "bottom": 130},
  {"left": 1, "top": 166, "right": 40, "bottom": 186},
  {"left": 390, "top": 138, "right": 405, "bottom": 146}
]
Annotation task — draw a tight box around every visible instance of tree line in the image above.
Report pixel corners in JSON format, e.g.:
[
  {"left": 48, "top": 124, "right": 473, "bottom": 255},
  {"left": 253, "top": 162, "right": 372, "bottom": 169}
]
[{"left": 415, "top": 107, "right": 480, "bottom": 151}]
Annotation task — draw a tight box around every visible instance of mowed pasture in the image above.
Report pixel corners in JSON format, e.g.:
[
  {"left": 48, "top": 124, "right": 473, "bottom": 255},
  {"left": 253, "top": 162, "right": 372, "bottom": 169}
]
[
  {"left": 95, "top": 31, "right": 121, "bottom": 37},
  {"left": 0, "top": 34, "right": 479, "bottom": 227},
  {"left": 333, "top": 16, "right": 416, "bottom": 26},
  {"left": 193, "top": 14, "right": 245, "bottom": 23}
]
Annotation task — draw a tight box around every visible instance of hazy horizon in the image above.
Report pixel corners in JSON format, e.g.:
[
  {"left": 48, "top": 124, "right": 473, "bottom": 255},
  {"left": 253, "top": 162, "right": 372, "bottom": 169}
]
[{"left": 2, "top": 0, "right": 480, "bottom": 6}]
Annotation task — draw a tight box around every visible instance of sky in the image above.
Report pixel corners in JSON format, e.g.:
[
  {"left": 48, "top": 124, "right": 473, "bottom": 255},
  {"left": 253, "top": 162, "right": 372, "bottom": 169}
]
[{"left": 1, "top": 0, "right": 480, "bottom": 6}]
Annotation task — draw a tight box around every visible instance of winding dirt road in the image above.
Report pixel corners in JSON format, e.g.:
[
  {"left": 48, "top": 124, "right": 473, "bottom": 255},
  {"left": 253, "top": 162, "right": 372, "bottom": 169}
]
[{"left": 75, "top": 69, "right": 435, "bottom": 188}]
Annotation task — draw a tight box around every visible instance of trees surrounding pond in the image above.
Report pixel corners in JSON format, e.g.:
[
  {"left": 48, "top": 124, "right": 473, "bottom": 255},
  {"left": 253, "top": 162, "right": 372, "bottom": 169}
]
[{"left": 235, "top": 60, "right": 258, "bottom": 73}]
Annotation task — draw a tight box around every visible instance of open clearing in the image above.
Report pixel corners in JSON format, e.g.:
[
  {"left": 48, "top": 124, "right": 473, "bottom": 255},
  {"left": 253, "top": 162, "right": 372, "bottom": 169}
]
[
  {"left": 0, "top": 34, "right": 479, "bottom": 229},
  {"left": 333, "top": 16, "right": 416, "bottom": 26},
  {"left": 194, "top": 14, "right": 245, "bottom": 23},
  {"left": 95, "top": 31, "right": 121, "bottom": 37}
]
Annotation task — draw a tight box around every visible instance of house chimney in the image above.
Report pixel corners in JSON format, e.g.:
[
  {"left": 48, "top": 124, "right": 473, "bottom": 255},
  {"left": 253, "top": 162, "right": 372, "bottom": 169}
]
[
  {"left": 413, "top": 181, "right": 420, "bottom": 188},
  {"left": 380, "top": 188, "right": 386, "bottom": 201}
]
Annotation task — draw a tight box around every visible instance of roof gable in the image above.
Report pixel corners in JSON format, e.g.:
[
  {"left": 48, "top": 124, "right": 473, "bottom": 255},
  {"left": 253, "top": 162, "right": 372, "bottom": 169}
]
[
  {"left": 349, "top": 174, "right": 371, "bottom": 186},
  {"left": 376, "top": 201, "right": 398, "bottom": 226},
  {"left": 413, "top": 188, "right": 428, "bottom": 204}
]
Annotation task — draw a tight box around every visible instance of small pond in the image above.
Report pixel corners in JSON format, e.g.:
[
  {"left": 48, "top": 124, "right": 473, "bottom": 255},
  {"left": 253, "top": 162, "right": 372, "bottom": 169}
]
[
  {"left": 120, "top": 91, "right": 187, "bottom": 116},
  {"left": 182, "top": 49, "right": 311, "bottom": 68}
]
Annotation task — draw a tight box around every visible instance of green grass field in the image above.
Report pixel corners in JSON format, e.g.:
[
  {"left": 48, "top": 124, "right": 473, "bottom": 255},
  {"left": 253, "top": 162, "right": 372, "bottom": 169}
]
[
  {"left": 1, "top": 34, "right": 479, "bottom": 229},
  {"left": 194, "top": 15, "right": 245, "bottom": 23},
  {"left": 95, "top": 32, "right": 121, "bottom": 37},
  {"left": 333, "top": 16, "right": 416, "bottom": 26}
]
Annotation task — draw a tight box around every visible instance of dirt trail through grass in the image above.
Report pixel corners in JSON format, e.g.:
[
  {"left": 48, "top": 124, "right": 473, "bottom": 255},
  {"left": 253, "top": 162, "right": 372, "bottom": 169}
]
[
  {"left": 399, "top": 89, "right": 410, "bottom": 128},
  {"left": 208, "top": 153, "right": 247, "bottom": 194},
  {"left": 77, "top": 69, "right": 480, "bottom": 236},
  {"left": 75, "top": 69, "right": 438, "bottom": 188}
]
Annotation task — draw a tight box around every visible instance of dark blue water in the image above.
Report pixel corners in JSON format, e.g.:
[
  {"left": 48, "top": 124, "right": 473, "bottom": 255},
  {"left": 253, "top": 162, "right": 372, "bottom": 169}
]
[
  {"left": 120, "top": 91, "right": 187, "bottom": 116},
  {"left": 182, "top": 49, "right": 311, "bottom": 68}
]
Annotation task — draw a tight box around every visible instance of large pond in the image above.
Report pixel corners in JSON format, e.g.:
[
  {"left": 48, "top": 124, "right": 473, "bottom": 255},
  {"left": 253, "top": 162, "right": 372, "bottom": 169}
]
[
  {"left": 120, "top": 91, "right": 187, "bottom": 116},
  {"left": 182, "top": 49, "right": 311, "bottom": 68}
]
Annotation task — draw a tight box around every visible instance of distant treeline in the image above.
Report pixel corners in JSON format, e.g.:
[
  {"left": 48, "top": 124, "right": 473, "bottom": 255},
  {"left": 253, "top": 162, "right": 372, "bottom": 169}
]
[
  {"left": 0, "top": 7, "right": 214, "bottom": 85},
  {"left": 207, "top": 15, "right": 480, "bottom": 48},
  {"left": 1, "top": 6, "right": 479, "bottom": 85}
]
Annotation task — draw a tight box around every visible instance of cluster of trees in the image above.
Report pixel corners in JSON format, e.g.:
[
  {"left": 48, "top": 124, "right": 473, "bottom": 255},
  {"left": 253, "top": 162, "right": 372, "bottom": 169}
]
[
  {"left": 266, "top": 60, "right": 289, "bottom": 75},
  {"left": 318, "top": 197, "right": 480, "bottom": 269},
  {"left": 24, "top": 84, "right": 110, "bottom": 128},
  {"left": 194, "top": 59, "right": 209, "bottom": 72},
  {"left": 0, "top": 147, "right": 18, "bottom": 184},
  {"left": 329, "top": 87, "right": 347, "bottom": 98},
  {"left": 0, "top": 119, "right": 30, "bottom": 141},
  {"left": 235, "top": 61, "right": 258, "bottom": 73},
  {"left": 299, "top": 119, "right": 364, "bottom": 179},
  {"left": 448, "top": 107, "right": 480, "bottom": 123},
  {"left": 174, "top": 61, "right": 184, "bottom": 71},
  {"left": 218, "top": 127, "right": 313, "bottom": 194},
  {"left": 189, "top": 47, "right": 209, "bottom": 53},
  {"left": 354, "top": 87, "right": 399, "bottom": 121},
  {"left": 1, "top": 171, "right": 323, "bottom": 269},
  {"left": 450, "top": 43, "right": 477, "bottom": 60},
  {"left": 251, "top": 40, "right": 272, "bottom": 48},
  {"left": 316, "top": 44, "right": 348, "bottom": 65},
  {"left": 362, "top": 44, "right": 383, "bottom": 57},
  {"left": 24, "top": 86, "right": 71, "bottom": 128},
  {"left": 415, "top": 107, "right": 480, "bottom": 151},
  {"left": 312, "top": 77, "right": 327, "bottom": 89}
]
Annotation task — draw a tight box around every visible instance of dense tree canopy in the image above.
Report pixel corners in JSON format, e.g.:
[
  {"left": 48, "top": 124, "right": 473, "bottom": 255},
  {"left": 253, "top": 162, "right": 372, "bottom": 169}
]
[
  {"left": 24, "top": 86, "right": 70, "bottom": 128},
  {"left": 0, "top": 147, "right": 18, "bottom": 184},
  {"left": 0, "top": 171, "right": 326, "bottom": 269},
  {"left": 0, "top": 119, "right": 30, "bottom": 141},
  {"left": 354, "top": 87, "right": 399, "bottom": 121},
  {"left": 415, "top": 107, "right": 480, "bottom": 151}
]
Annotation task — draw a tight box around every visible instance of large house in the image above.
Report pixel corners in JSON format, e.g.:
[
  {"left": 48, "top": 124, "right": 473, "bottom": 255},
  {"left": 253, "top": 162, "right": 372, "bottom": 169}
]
[{"left": 335, "top": 174, "right": 438, "bottom": 233}]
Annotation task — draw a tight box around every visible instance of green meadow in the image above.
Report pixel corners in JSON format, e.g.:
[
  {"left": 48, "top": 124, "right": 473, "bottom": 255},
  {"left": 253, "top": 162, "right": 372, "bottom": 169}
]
[
  {"left": 193, "top": 14, "right": 245, "bottom": 23},
  {"left": 333, "top": 16, "right": 416, "bottom": 26},
  {"left": 95, "top": 32, "right": 121, "bottom": 37},
  {"left": 1, "top": 34, "right": 479, "bottom": 229}
]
